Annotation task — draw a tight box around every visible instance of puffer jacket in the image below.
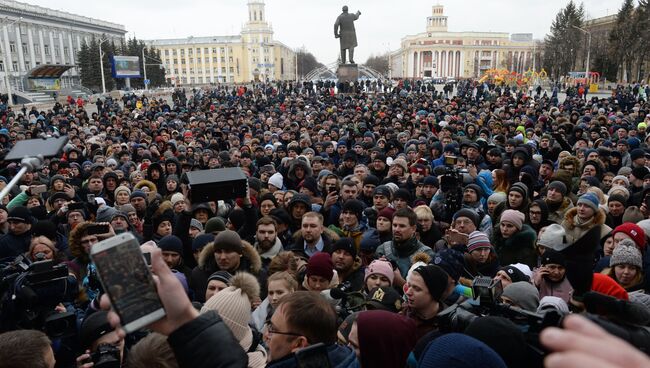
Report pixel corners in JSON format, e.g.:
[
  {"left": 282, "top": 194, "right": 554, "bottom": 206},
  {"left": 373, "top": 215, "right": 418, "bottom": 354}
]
[
  {"left": 190, "top": 240, "right": 262, "bottom": 302},
  {"left": 267, "top": 344, "right": 359, "bottom": 368},
  {"left": 561, "top": 207, "right": 611, "bottom": 245},
  {"left": 492, "top": 224, "right": 537, "bottom": 269}
]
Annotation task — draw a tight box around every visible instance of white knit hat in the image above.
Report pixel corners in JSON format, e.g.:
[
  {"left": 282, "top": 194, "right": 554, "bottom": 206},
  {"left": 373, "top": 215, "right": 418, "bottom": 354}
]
[
  {"left": 268, "top": 172, "right": 284, "bottom": 190},
  {"left": 537, "top": 224, "right": 569, "bottom": 251},
  {"left": 200, "top": 272, "right": 260, "bottom": 350},
  {"left": 171, "top": 192, "right": 185, "bottom": 206}
]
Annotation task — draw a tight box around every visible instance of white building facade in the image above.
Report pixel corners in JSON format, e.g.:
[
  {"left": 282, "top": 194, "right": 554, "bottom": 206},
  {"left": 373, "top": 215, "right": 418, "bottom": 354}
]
[{"left": 0, "top": 0, "right": 125, "bottom": 92}]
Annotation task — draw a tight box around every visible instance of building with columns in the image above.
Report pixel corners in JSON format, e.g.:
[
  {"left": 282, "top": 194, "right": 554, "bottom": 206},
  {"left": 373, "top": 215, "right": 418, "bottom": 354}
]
[
  {"left": 147, "top": 0, "right": 296, "bottom": 85},
  {"left": 390, "top": 5, "right": 537, "bottom": 80},
  {"left": 0, "top": 0, "right": 126, "bottom": 92}
]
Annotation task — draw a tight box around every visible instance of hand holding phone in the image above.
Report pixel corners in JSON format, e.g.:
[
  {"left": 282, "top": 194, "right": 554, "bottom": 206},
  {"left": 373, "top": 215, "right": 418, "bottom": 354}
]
[{"left": 100, "top": 244, "right": 198, "bottom": 336}]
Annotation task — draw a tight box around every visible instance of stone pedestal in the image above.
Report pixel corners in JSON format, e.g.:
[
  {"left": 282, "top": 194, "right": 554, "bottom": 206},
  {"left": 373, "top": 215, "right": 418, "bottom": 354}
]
[{"left": 336, "top": 64, "right": 359, "bottom": 93}]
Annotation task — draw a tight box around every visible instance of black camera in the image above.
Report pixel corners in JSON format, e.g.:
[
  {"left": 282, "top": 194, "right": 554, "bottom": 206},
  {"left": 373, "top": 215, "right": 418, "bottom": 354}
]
[
  {"left": 0, "top": 256, "right": 78, "bottom": 338},
  {"left": 91, "top": 343, "right": 121, "bottom": 368}
]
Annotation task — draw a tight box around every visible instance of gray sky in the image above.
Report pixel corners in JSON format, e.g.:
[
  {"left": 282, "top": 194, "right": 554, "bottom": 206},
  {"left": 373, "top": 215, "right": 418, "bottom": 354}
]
[{"left": 30, "top": 0, "right": 617, "bottom": 63}]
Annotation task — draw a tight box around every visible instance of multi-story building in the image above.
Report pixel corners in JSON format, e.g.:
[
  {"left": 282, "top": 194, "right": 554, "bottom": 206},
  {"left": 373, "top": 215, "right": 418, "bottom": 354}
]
[
  {"left": 390, "top": 5, "right": 537, "bottom": 79},
  {"left": 148, "top": 0, "right": 296, "bottom": 85},
  {"left": 0, "top": 0, "right": 126, "bottom": 92}
]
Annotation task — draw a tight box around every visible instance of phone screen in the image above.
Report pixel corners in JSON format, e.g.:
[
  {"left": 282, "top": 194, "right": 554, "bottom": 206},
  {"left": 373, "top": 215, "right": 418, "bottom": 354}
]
[
  {"left": 91, "top": 233, "right": 165, "bottom": 332},
  {"left": 87, "top": 224, "right": 110, "bottom": 235}
]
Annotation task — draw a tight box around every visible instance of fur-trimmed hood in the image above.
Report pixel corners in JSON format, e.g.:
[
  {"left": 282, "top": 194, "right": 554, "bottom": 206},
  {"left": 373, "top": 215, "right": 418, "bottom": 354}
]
[
  {"left": 562, "top": 206, "right": 606, "bottom": 229},
  {"left": 287, "top": 159, "right": 313, "bottom": 182},
  {"left": 197, "top": 238, "right": 262, "bottom": 275},
  {"left": 134, "top": 179, "right": 157, "bottom": 193}
]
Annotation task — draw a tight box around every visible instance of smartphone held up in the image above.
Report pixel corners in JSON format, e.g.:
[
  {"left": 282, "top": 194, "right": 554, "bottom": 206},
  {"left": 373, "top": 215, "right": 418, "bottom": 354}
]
[{"left": 90, "top": 233, "right": 165, "bottom": 333}]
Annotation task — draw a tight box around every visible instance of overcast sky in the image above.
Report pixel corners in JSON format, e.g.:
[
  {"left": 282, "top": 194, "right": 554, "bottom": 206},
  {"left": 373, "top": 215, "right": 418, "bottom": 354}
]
[{"left": 29, "top": 0, "right": 617, "bottom": 63}]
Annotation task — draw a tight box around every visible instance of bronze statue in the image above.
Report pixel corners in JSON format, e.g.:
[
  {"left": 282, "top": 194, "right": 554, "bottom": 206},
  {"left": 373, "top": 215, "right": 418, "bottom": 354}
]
[{"left": 334, "top": 5, "right": 361, "bottom": 64}]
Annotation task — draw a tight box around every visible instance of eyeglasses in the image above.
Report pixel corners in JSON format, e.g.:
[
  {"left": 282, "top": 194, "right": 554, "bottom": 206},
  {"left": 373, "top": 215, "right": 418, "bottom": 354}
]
[
  {"left": 529, "top": 210, "right": 542, "bottom": 216},
  {"left": 266, "top": 323, "right": 303, "bottom": 339}
]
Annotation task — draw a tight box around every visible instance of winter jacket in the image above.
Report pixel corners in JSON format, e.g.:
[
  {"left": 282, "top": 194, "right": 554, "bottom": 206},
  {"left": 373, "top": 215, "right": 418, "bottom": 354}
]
[
  {"left": 167, "top": 310, "right": 248, "bottom": 368},
  {"left": 375, "top": 236, "right": 435, "bottom": 278},
  {"left": 190, "top": 240, "right": 262, "bottom": 302},
  {"left": 492, "top": 224, "right": 537, "bottom": 269},
  {"left": 561, "top": 207, "right": 611, "bottom": 245},
  {"left": 288, "top": 228, "right": 340, "bottom": 259},
  {"left": 266, "top": 343, "right": 359, "bottom": 368},
  {"left": 546, "top": 197, "right": 574, "bottom": 224}
]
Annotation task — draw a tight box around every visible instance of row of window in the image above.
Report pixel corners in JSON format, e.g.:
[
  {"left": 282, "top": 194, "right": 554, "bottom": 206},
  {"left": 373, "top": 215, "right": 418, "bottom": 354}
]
[
  {"left": 3, "top": 42, "right": 73, "bottom": 58},
  {"left": 169, "top": 66, "right": 236, "bottom": 75},
  {"left": 164, "top": 47, "right": 232, "bottom": 57}
]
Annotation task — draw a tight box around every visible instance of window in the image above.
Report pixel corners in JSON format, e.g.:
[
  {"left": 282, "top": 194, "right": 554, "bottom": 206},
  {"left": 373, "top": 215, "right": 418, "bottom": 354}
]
[
  {"left": 9, "top": 42, "right": 15, "bottom": 53},
  {"left": 0, "top": 61, "right": 4, "bottom": 71},
  {"left": 221, "top": 57, "right": 225, "bottom": 63},
  {"left": 21, "top": 43, "right": 27, "bottom": 55},
  {"left": 196, "top": 48, "right": 200, "bottom": 53},
  {"left": 12, "top": 61, "right": 18, "bottom": 71},
  {"left": 189, "top": 57, "right": 193, "bottom": 63},
  {"left": 24, "top": 61, "right": 29, "bottom": 70},
  {"left": 229, "top": 67, "right": 234, "bottom": 73},
  {"left": 220, "top": 47, "right": 225, "bottom": 53},
  {"left": 44, "top": 45, "right": 50, "bottom": 55},
  {"left": 229, "top": 57, "right": 233, "bottom": 63},
  {"left": 181, "top": 58, "right": 185, "bottom": 64},
  {"left": 188, "top": 48, "right": 193, "bottom": 55},
  {"left": 204, "top": 48, "right": 208, "bottom": 53},
  {"left": 64, "top": 47, "right": 69, "bottom": 57},
  {"left": 212, "top": 48, "right": 216, "bottom": 53},
  {"left": 55, "top": 48, "right": 60, "bottom": 57},
  {"left": 221, "top": 67, "right": 226, "bottom": 73},
  {"left": 189, "top": 68, "right": 194, "bottom": 74},
  {"left": 212, "top": 57, "right": 217, "bottom": 62},
  {"left": 172, "top": 49, "right": 177, "bottom": 56},
  {"left": 19, "top": 24, "right": 27, "bottom": 35},
  {"left": 173, "top": 58, "right": 178, "bottom": 64},
  {"left": 34, "top": 44, "right": 40, "bottom": 55},
  {"left": 180, "top": 49, "right": 184, "bottom": 56},
  {"left": 164, "top": 50, "right": 169, "bottom": 56}
]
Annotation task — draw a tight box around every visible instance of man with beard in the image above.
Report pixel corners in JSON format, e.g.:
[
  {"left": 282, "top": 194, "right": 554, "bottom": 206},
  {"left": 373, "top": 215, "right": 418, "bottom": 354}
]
[
  {"left": 329, "top": 237, "right": 364, "bottom": 292},
  {"left": 254, "top": 216, "right": 283, "bottom": 298},
  {"left": 375, "top": 208, "right": 435, "bottom": 287},
  {"left": 290, "top": 212, "right": 337, "bottom": 259}
]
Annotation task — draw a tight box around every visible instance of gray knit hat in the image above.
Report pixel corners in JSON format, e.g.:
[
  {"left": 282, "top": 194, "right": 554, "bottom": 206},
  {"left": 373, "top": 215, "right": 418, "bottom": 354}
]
[
  {"left": 501, "top": 282, "right": 540, "bottom": 312},
  {"left": 610, "top": 238, "right": 643, "bottom": 269},
  {"left": 537, "top": 224, "right": 569, "bottom": 251},
  {"left": 190, "top": 218, "right": 204, "bottom": 232}
]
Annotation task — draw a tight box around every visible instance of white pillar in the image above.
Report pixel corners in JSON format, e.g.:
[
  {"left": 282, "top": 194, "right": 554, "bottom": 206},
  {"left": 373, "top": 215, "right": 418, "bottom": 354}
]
[
  {"left": 58, "top": 31, "right": 66, "bottom": 64},
  {"left": 48, "top": 30, "right": 56, "bottom": 64},
  {"left": 184, "top": 48, "right": 190, "bottom": 81},
  {"left": 38, "top": 29, "right": 46, "bottom": 64},
  {"left": 68, "top": 32, "right": 75, "bottom": 65},
  {"left": 26, "top": 27, "right": 36, "bottom": 68},
  {"left": 200, "top": 47, "right": 207, "bottom": 84},
  {"left": 2, "top": 26, "right": 13, "bottom": 77},
  {"left": 209, "top": 47, "right": 215, "bottom": 83},
  {"left": 15, "top": 26, "right": 26, "bottom": 72}
]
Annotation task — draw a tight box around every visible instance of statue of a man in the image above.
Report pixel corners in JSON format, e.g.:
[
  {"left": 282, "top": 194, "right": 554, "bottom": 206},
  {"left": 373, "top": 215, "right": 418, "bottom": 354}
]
[{"left": 334, "top": 6, "right": 361, "bottom": 64}]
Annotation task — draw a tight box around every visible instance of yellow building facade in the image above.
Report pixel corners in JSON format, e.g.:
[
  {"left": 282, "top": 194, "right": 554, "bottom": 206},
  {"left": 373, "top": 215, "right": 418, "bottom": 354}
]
[
  {"left": 147, "top": 0, "right": 296, "bottom": 85},
  {"left": 391, "top": 5, "right": 537, "bottom": 79}
]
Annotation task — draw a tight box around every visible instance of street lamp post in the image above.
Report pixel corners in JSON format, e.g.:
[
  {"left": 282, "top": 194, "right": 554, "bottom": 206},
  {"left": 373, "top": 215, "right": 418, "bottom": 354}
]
[
  {"left": 1, "top": 17, "right": 23, "bottom": 106},
  {"left": 573, "top": 25, "right": 591, "bottom": 86},
  {"left": 142, "top": 46, "right": 148, "bottom": 91},
  {"left": 99, "top": 38, "right": 109, "bottom": 95}
]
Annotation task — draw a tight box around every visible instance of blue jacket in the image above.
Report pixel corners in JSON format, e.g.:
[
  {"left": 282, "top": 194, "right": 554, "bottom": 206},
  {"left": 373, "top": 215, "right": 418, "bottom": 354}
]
[{"left": 267, "top": 344, "right": 359, "bottom": 368}]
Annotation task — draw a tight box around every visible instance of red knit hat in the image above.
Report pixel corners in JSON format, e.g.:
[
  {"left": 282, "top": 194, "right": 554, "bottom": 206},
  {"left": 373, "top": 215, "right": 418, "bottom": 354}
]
[
  {"left": 612, "top": 223, "right": 646, "bottom": 250},
  {"left": 306, "top": 252, "right": 334, "bottom": 281},
  {"left": 591, "top": 273, "right": 629, "bottom": 301}
]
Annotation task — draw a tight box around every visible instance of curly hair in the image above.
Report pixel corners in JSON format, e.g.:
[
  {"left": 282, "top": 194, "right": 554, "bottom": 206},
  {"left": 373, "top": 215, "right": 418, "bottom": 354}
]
[
  {"left": 68, "top": 222, "right": 95, "bottom": 262},
  {"left": 268, "top": 251, "right": 299, "bottom": 277}
]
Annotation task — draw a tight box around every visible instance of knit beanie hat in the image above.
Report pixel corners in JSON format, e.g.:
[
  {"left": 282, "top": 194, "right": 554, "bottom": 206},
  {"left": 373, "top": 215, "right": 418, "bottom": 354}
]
[
  {"left": 363, "top": 174, "right": 380, "bottom": 186},
  {"left": 453, "top": 208, "right": 480, "bottom": 228},
  {"left": 464, "top": 317, "right": 527, "bottom": 368},
  {"left": 418, "top": 333, "right": 506, "bottom": 368},
  {"left": 577, "top": 192, "right": 600, "bottom": 212},
  {"left": 537, "top": 224, "right": 569, "bottom": 251},
  {"left": 213, "top": 230, "right": 244, "bottom": 254},
  {"left": 612, "top": 175, "right": 630, "bottom": 187},
  {"left": 509, "top": 182, "right": 528, "bottom": 199},
  {"left": 201, "top": 272, "right": 260, "bottom": 351},
  {"left": 268, "top": 172, "right": 284, "bottom": 189},
  {"left": 205, "top": 217, "right": 226, "bottom": 234},
  {"left": 158, "top": 235, "right": 183, "bottom": 255},
  {"left": 608, "top": 185, "right": 630, "bottom": 201},
  {"left": 622, "top": 206, "right": 645, "bottom": 224},
  {"left": 364, "top": 259, "right": 394, "bottom": 285},
  {"left": 467, "top": 231, "right": 492, "bottom": 253},
  {"left": 373, "top": 185, "right": 392, "bottom": 198},
  {"left": 393, "top": 188, "right": 412, "bottom": 202},
  {"left": 631, "top": 166, "right": 649, "bottom": 180},
  {"left": 612, "top": 223, "right": 646, "bottom": 250},
  {"left": 607, "top": 193, "right": 627, "bottom": 205},
  {"left": 591, "top": 273, "right": 629, "bottom": 300},
  {"left": 95, "top": 206, "right": 117, "bottom": 223},
  {"left": 331, "top": 237, "right": 357, "bottom": 258},
  {"left": 413, "top": 265, "right": 449, "bottom": 302},
  {"left": 500, "top": 210, "right": 525, "bottom": 230},
  {"left": 610, "top": 238, "right": 643, "bottom": 269},
  {"left": 342, "top": 199, "right": 364, "bottom": 221},
  {"left": 171, "top": 192, "right": 185, "bottom": 206},
  {"left": 130, "top": 190, "right": 147, "bottom": 200},
  {"left": 537, "top": 296, "right": 570, "bottom": 315},
  {"left": 117, "top": 204, "right": 136, "bottom": 214},
  {"left": 306, "top": 252, "right": 334, "bottom": 281},
  {"left": 501, "top": 282, "right": 540, "bottom": 312},
  {"left": 114, "top": 185, "right": 131, "bottom": 198},
  {"left": 192, "top": 233, "right": 215, "bottom": 252},
  {"left": 432, "top": 248, "right": 464, "bottom": 282},
  {"left": 548, "top": 181, "right": 568, "bottom": 196},
  {"left": 190, "top": 218, "right": 204, "bottom": 232},
  {"left": 207, "top": 270, "right": 233, "bottom": 285},
  {"left": 228, "top": 208, "right": 246, "bottom": 230},
  {"left": 359, "top": 229, "right": 381, "bottom": 252},
  {"left": 377, "top": 207, "right": 396, "bottom": 221},
  {"left": 499, "top": 265, "right": 530, "bottom": 283},
  {"left": 79, "top": 311, "right": 114, "bottom": 349},
  {"left": 487, "top": 192, "right": 507, "bottom": 204},
  {"left": 540, "top": 249, "right": 567, "bottom": 267}
]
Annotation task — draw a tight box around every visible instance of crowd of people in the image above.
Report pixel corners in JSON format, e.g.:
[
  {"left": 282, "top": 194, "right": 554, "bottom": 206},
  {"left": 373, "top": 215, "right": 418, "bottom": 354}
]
[{"left": 0, "top": 78, "right": 649, "bottom": 368}]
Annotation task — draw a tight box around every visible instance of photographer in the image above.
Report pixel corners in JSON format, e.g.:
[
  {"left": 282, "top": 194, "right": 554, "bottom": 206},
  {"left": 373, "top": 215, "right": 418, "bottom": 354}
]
[
  {"left": 76, "top": 311, "right": 125, "bottom": 368},
  {"left": 0, "top": 206, "right": 34, "bottom": 260}
]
